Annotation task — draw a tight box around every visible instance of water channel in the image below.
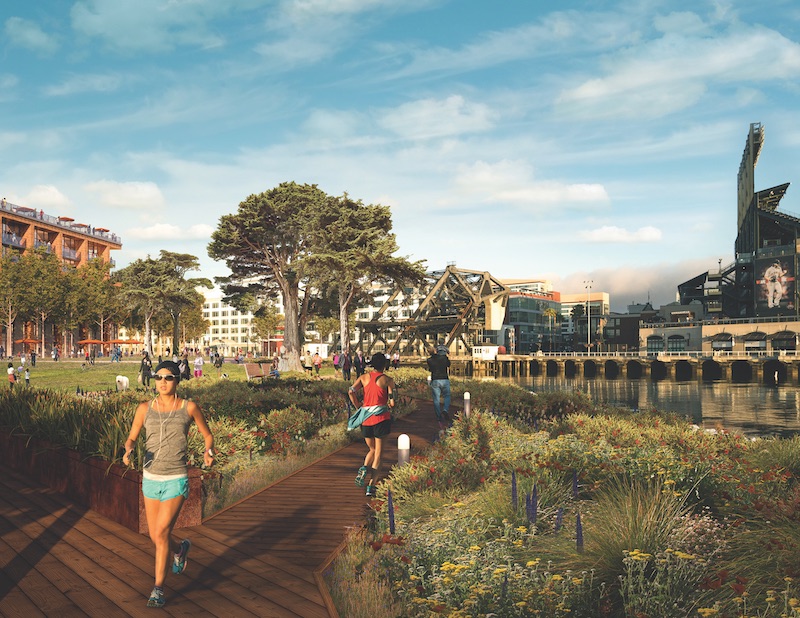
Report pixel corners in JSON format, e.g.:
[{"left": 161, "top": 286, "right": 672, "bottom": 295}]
[{"left": 498, "top": 376, "right": 800, "bottom": 437}]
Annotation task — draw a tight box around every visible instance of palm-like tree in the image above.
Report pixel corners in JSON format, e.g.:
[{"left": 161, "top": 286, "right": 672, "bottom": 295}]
[{"left": 543, "top": 307, "right": 558, "bottom": 351}]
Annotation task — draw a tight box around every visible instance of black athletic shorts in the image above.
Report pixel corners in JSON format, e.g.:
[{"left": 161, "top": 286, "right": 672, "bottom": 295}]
[{"left": 362, "top": 418, "right": 392, "bottom": 439}]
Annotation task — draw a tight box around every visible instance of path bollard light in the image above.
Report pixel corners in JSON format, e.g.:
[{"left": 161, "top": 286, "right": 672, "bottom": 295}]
[
  {"left": 464, "top": 391, "right": 471, "bottom": 418},
  {"left": 397, "top": 433, "right": 410, "bottom": 466}
]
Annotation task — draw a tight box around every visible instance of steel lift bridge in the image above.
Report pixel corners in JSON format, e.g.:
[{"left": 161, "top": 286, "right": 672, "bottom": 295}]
[{"left": 356, "top": 265, "right": 509, "bottom": 356}]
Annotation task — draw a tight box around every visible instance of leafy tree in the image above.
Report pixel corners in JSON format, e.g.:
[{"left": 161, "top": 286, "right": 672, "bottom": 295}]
[
  {"left": 304, "top": 194, "right": 426, "bottom": 353},
  {"left": 543, "top": 307, "right": 559, "bottom": 351},
  {"left": 251, "top": 303, "right": 283, "bottom": 355},
  {"left": 113, "top": 258, "right": 166, "bottom": 353},
  {"left": 17, "top": 249, "right": 67, "bottom": 354},
  {"left": 73, "top": 258, "right": 121, "bottom": 344},
  {"left": 311, "top": 316, "right": 339, "bottom": 342},
  {"left": 208, "top": 182, "right": 329, "bottom": 371},
  {"left": 179, "top": 295, "right": 209, "bottom": 346},
  {"left": 114, "top": 252, "right": 210, "bottom": 354},
  {"left": 0, "top": 251, "right": 26, "bottom": 355},
  {"left": 158, "top": 251, "right": 212, "bottom": 351}
]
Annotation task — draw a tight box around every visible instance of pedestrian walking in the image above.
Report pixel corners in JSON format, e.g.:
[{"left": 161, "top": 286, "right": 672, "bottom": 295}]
[
  {"left": 122, "top": 360, "right": 215, "bottom": 609},
  {"left": 7, "top": 362, "right": 16, "bottom": 390},
  {"left": 427, "top": 343, "right": 451, "bottom": 430},
  {"left": 347, "top": 352, "right": 396, "bottom": 497},
  {"left": 140, "top": 351, "right": 153, "bottom": 388}
]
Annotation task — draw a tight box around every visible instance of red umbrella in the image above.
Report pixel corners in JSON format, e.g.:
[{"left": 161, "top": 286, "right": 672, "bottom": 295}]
[
  {"left": 77, "top": 339, "right": 103, "bottom": 345},
  {"left": 58, "top": 216, "right": 74, "bottom": 222},
  {"left": 95, "top": 227, "right": 109, "bottom": 232}
]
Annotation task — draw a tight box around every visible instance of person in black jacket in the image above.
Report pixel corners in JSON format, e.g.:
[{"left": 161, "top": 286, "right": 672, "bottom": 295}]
[{"left": 427, "top": 343, "right": 451, "bottom": 429}]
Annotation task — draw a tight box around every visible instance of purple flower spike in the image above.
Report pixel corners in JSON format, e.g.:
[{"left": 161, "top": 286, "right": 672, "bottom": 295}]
[
  {"left": 576, "top": 512, "right": 584, "bottom": 552},
  {"left": 388, "top": 489, "right": 396, "bottom": 535},
  {"left": 511, "top": 470, "right": 518, "bottom": 511},
  {"left": 532, "top": 485, "right": 538, "bottom": 524},
  {"left": 554, "top": 507, "right": 564, "bottom": 532}
]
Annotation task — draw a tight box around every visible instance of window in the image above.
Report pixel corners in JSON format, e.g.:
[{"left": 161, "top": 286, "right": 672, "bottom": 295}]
[
  {"left": 667, "top": 335, "right": 686, "bottom": 352},
  {"left": 646, "top": 336, "right": 664, "bottom": 354}
]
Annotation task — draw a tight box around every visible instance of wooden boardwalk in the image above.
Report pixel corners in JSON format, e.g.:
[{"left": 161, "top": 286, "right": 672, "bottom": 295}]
[{"left": 0, "top": 398, "right": 445, "bottom": 617}]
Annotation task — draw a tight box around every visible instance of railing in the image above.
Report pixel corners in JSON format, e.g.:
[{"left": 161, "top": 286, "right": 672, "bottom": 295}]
[
  {"left": 62, "top": 247, "right": 79, "bottom": 261},
  {"left": 641, "top": 315, "right": 800, "bottom": 329},
  {"left": 498, "top": 350, "right": 800, "bottom": 360},
  {"left": 1, "top": 233, "right": 26, "bottom": 249},
  {"left": 0, "top": 198, "right": 121, "bottom": 244}
]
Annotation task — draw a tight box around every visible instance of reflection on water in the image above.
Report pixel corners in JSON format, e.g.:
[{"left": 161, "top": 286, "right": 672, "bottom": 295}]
[{"left": 501, "top": 376, "right": 800, "bottom": 437}]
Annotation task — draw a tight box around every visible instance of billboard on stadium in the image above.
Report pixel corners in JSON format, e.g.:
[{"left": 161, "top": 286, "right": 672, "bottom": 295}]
[{"left": 755, "top": 256, "right": 795, "bottom": 316}]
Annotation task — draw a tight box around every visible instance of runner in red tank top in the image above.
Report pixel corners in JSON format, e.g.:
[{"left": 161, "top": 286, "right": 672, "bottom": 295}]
[{"left": 348, "top": 352, "right": 396, "bottom": 497}]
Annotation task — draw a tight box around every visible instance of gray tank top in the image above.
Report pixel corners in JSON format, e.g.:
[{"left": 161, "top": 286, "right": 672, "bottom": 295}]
[{"left": 143, "top": 398, "right": 192, "bottom": 476}]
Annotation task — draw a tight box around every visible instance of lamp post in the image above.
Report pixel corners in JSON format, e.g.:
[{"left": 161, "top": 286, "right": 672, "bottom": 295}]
[{"left": 584, "top": 280, "right": 593, "bottom": 351}]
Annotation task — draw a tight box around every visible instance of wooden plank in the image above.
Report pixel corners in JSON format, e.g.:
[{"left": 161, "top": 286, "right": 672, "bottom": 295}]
[
  {"left": 1, "top": 397, "right": 446, "bottom": 618},
  {"left": 1, "top": 469, "right": 325, "bottom": 617}
]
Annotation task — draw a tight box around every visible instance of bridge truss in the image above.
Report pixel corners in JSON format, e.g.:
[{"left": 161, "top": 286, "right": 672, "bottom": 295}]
[{"left": 356, "top": 265, "right": 509, "bottom": 355}]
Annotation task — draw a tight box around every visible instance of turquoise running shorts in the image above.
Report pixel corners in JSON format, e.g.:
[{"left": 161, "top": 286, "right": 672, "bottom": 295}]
[{"left": 142, "top": 476, "right": 189, "bottom": 501}]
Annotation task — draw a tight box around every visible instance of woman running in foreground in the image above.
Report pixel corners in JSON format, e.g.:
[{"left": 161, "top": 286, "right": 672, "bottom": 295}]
[{"left": 123, "top": 360, "right": 215, "bottom": 608}]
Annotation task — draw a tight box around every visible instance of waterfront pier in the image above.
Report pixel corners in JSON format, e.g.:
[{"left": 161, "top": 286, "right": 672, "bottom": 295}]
[{"left": 462, "top": 352, "right": 800, "bottom": 384}]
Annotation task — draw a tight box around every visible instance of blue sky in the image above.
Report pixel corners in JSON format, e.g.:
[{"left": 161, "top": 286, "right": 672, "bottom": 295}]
[{"left": 2, "top": 0, "right": 800, "bottom": 311}]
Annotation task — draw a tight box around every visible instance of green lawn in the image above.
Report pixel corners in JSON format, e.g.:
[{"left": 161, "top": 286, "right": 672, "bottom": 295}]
[{"left": 10, "top": 359, "right": 248, "bottom": 392}]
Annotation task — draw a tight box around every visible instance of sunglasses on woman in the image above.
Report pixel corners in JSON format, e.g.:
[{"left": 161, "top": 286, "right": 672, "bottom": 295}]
[{"left": 153, "top": 374, "right": 178, "bottom": 381}]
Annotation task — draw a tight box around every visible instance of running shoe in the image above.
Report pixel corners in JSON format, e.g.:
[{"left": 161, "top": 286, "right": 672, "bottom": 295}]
[
  {"left": 355, "top": 465, "right": 368, "bottom": 487},
  {"left": 146, "top": 587, "right": 165, "bottom": 608},
  {"left": 172, "top": 539, "right": 191, "bottom": 574},
  {"left": 366, "top": 485, "right": 377, "bottom": 497}
]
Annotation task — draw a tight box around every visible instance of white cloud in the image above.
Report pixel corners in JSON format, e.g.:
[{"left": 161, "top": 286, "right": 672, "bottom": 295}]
[
  {"left": 379, "top": 95, "right": 494, "bottom": 140},
  {"left": 84, "top": 180, "right": 165, "bottom": 209},
  {"left": 126, "top": 222, "right": 214, "bottom": 240},
  {"left": 579, "top": 225, "right": 662, "bottom": 243},
  {"left": 70, "top": 0, "right": 230, "bottom": 52},
  {"left": 557, "top": 24, "right": 800, "bottom": 119},
  {"left": 44, "top": 73, "right": 123, "bottom": 97},
  {"left": 22, "top": 185, "right": 73, "bottom": 211},
  {"left": 391, "top": 11, "right": 640, "bottom": 79},
  {"left": 3, "top": 17, "right": 58, "bottom": 54},
  {"left": 653, "top": 11, "right": 709, "bottom": 36},
  {"left": 555, "top": 257, "right": 715, "bottom": 311},
  {"left": 452, "top": 160, "right": 610, "bottom": 210}
]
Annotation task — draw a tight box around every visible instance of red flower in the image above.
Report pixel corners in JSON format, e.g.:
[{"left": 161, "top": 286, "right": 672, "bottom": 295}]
[
  {"left": 400, "top": 555, "right": 411, "bottom": 564},
  {"left": 730, "top": 582, "right": 745, "bottom": 594},
  {"left": 369, "top": 541, "right": 383, "bottom": 551}
]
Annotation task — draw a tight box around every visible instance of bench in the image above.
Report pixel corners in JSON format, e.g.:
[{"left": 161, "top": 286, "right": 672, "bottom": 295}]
[{"left": 244, "top": 363, "right": 266, "bottom": 381}]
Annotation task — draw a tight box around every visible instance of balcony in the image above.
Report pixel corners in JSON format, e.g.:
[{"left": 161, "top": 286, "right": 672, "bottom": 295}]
[
  {"left": 2, "top": 233, "right": 26, "bottom": 249},
  {"left": 62, "top": 247, "right": 80, "bottom": 262}
]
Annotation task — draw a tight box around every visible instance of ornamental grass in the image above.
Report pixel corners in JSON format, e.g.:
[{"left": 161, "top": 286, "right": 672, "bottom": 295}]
[{"left": 329, "top": 391, "right": 800, "bottom": 617}]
